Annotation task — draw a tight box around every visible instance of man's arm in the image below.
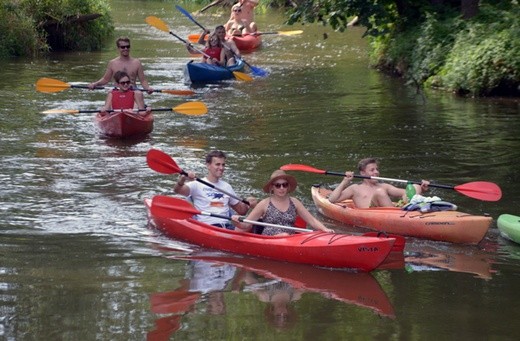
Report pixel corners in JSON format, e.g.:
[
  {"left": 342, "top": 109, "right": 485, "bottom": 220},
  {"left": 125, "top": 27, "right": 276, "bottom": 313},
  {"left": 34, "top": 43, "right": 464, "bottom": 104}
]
[{"left": 89, "top": 63, "right": 114, "bottom": 89}]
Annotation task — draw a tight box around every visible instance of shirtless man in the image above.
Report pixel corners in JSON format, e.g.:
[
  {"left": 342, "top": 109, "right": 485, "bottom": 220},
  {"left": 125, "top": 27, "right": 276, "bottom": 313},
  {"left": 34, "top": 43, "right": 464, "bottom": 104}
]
[
  {"left": 89, "top": 37, "right": 153, "bottom": 93},
  {"left": 225, "top": 0, "right": 258, "bottom": 35},
  {"left": 328, "top": 158, "right": 429, "bottom": 208}
]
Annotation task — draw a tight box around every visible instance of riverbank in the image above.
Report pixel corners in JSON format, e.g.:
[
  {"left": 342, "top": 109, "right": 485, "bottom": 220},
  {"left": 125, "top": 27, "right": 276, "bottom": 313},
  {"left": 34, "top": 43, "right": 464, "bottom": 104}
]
[{"left": 369, "top": 4, "right": 520, "bottom": 97}]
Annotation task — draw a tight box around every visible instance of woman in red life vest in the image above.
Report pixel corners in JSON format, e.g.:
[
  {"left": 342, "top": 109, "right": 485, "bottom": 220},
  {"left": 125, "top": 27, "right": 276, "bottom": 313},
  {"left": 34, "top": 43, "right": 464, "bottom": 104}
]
[
  {"left": 100, "top": 70, "right": 151, "bottom": 115},
  {"left": 202, "top": 33, "right": 225, "bottom": 66}
]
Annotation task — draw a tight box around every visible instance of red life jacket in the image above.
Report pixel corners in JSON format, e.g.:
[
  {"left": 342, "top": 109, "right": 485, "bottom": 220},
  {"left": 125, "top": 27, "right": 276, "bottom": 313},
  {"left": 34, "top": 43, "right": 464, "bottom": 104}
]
[
  {"left": 111, "top": 90, "right": 135, "bottom": 110},
  {"left": 203, "top": 47, "right": 222, "bottom": 61}
]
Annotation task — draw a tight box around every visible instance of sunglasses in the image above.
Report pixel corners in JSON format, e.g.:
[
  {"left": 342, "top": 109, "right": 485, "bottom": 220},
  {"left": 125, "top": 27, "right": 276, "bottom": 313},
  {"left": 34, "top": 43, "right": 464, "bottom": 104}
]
[
  {"left": 119, "top": 80, "right": 131, "bottom": 85},
  {"left": 273, "top": 182, "right": 289, "bottom": 189},
  {"left": 119, "top": 45, "right": 131, "bottom": 49},
  {"left": 233, "top": 8, "right": 241, "bottom": 12}
]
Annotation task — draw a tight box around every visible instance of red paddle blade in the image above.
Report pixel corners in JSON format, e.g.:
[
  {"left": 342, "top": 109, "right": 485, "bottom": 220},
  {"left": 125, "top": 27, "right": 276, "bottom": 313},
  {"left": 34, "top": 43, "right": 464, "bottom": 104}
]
[
  {"left": 454, "top": 181, "right": 502, "bottom": 201},
  {"left": 151, "top": 196, "right": 200, "bottom": 220},
  {"left": 147, "top": 149, "right": 182, "bottom": 174},
  {"left": 279, "top": 164, "right": 326, "bottom": 174}
]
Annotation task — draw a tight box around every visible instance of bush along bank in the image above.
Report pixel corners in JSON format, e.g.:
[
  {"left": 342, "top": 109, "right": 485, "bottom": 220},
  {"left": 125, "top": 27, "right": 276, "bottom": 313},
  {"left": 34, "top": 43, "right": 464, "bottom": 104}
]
[{"left": 369, "top": 4, "right": 520, "bottom": 97}]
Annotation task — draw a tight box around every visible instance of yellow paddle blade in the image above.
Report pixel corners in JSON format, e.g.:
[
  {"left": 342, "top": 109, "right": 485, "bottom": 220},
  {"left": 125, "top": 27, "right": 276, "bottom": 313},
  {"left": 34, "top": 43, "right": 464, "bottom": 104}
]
[
  {"left": 233, "top": 71, "right": 253, "bottom": 82},
  {"left": 41, "top": 109, "right": 80, "bottom": 114},
  {"left": 172, "top": 101, "right": 208, "bottom": 115},
  {"left": 35, "top": 77, "right": 72, "bottom": 93},
  {"left": 161, "top": 89, "right": 196, "bottom": 96},
  {"left": 145, "top": 16, "right": 170, "bottom": 33},
  {"left": 277, "top": 30, "right": 303, "bottom": 36}
]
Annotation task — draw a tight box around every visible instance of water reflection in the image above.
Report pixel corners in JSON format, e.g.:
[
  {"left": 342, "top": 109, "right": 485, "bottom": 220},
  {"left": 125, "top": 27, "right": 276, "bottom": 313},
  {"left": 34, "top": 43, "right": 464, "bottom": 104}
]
[
  {"left": 147, "top": 252, "right": 396, "bottom": 338},
  {"left": 403, "top": 240, "right": 496, "bottom": 280}
]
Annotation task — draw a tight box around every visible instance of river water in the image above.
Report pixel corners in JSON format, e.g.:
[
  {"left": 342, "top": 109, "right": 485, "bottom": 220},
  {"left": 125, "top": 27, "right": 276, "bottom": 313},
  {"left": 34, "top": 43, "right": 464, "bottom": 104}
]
[{"left": 1, "top": 1, "right": 520, "bottom": 340}]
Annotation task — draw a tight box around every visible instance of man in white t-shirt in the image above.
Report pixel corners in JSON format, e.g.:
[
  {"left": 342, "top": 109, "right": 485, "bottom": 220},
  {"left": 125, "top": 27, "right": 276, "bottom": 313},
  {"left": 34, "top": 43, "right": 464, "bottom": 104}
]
[{"left": 174, "top": 150, "right": 256, "bottom": 229}]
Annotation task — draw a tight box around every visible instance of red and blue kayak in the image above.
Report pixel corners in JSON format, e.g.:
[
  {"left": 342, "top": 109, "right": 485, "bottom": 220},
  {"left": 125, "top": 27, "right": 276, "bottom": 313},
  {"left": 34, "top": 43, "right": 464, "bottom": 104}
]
[
  {"left": 95, "top": 111, "right": 153, "bottom": 138},
  {"left": 145, "top": 197, "right": 399, "bottom": 272},
  {"left": 184, "top": 59, "right": 245, "bottom": 83}
]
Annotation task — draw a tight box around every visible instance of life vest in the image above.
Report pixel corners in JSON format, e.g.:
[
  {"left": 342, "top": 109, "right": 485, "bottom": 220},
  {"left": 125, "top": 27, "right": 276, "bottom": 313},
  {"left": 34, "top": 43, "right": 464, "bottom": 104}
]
[
  {"left": 203, "top": 47, "right": 222, "bottom": 61},
  {"left": 111, "top": 89, "right": 135, "bottom": 110}
]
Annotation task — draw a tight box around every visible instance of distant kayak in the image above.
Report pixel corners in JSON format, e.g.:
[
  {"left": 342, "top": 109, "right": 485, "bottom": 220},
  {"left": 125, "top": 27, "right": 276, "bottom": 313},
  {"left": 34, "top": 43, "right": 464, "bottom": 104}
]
[
  {"left": 230, "top": 34, "right": 262, "bottom": 52},
  {"left": 187, "top": 33, "right": 262, "bottom": 52},
  {"left": 95, "top": 111, "right": 153, "bottom": 138},
  {"left": 498, "top": 214, "right": 520, "bottom": 244},
  {"left": 184, "top": 59, "right": 245, "bottom": 83}
]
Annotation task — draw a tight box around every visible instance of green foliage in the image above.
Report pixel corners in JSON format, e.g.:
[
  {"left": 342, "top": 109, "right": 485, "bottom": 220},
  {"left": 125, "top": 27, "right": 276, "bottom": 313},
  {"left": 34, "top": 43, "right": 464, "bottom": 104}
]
[
  {"left": 435, "top": 5, "right": 520, "bottom": 95},
  {"left": 0, "top": 1, "right": 48, "bottom": 58},
  {"left": 0, "top": 0, "right": 113, "bottom": 59}
]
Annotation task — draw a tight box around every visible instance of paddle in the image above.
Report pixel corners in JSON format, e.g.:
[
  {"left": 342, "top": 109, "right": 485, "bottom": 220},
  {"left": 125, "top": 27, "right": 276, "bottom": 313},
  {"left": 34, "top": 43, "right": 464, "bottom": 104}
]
[
  {"left": 35, "top": 77, "right": 196, "bottom": 96},
  {"left": 41, "top": 101, "right": 208, "bottom": 115},
  {"left": 145, "top": 16, "right": 253, "bottom": 82},
  {"left": 151, "top": 195, "right": 313, "bottom": 233},
  {"left": 247, "top": 30, "right": 303, "bottom": 36},
  {"left": 280, "top": 164, "right": 502, "bottom": 202},
  {"left": 188, "top": 30, "right": 303, "bottom": 42},
  {"left": 175, "top": 5, "right": 268, "bottom": 77},
  {"left": 146, "top": 148, "right": 251, "bottom": 206}
]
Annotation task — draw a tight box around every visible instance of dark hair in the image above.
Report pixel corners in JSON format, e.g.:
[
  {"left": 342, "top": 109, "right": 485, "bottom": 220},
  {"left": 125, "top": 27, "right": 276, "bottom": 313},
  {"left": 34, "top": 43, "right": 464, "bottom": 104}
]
[
  {"left": 215, "top": 25, "right": 225, "bottom": 31},
  {"left": 113, "top": 70, "right": 130, "bottom": 83},
  {"left": 205, "top": 150, "right": 227, "bottom": 164},
  {"left": 358, "top": 158, "right": 379, "bottom": 172},
  {"left": 116, "top": 36, "right": 130, "bottom": 47}
]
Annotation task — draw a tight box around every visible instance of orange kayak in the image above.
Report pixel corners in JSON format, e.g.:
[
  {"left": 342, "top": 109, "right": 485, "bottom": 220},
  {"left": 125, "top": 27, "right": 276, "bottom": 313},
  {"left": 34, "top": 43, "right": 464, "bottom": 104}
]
[{"left": 311, "top": 185, "right": 492, "bottom": 244}]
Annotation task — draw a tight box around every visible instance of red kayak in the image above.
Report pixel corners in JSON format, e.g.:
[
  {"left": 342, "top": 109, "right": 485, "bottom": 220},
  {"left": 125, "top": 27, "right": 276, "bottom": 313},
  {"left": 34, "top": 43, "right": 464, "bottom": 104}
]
[
  {"left": 95, "top": 111, "right": 153, "bottom": 138},
  {"left": 145, "top": 197, "right": 398, "bottom": 272},
  {"left": 230, "top": 34, "right": 262, "bottom": 52}
]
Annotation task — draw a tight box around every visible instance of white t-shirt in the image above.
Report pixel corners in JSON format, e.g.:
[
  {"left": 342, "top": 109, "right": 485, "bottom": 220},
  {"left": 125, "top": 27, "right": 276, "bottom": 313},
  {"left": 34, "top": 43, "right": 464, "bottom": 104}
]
[
  {"left": 188, "top": 260, "right": 236, "bottom": 293},
  {"left": 187, "top": 178, "right": 240, "bottom": 225}
]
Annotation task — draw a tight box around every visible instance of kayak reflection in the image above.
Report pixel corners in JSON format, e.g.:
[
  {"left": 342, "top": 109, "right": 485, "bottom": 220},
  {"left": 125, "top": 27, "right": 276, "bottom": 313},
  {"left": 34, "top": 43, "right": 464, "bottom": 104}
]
[
  {"left": 147, "top": 252, "right": 396, "bottom": 338},
  {"left": 403, "top": 242, "right": 496, "bottom": 280}
]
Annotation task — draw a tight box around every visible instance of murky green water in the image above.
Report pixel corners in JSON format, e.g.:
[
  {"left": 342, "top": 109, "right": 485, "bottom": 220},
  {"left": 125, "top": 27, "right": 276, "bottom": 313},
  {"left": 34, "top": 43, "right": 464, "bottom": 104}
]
[{"left": 1, "top": 1, "right": 520, "bottom": 339}]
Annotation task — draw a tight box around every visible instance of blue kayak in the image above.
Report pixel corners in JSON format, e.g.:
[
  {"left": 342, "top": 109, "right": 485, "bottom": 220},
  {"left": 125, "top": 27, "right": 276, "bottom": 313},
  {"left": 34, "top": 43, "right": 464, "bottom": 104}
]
[{"left": 184, "top": 59, "right": 245, "bottom": 83}]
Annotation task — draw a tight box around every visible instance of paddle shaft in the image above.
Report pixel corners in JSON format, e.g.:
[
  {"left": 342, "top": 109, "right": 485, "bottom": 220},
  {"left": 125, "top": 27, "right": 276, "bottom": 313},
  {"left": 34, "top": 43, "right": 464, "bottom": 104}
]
[
  {"left": 323, "top": 170, "right": 455, "bottom": 190},
  {"left": 199, "top": 211, "right": 313, "bottom": 233},
  {"left": 176, "top": 5, "right": 207, "bottom": 31}
]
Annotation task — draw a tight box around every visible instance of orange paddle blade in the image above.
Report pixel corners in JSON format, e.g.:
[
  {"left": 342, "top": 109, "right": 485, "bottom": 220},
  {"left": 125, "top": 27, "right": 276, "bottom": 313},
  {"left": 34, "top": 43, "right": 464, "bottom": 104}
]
[
  {"left": 35, "top": 78, "right": 71, "bottom": 93},
  {"left": 172, "top": 101, "right": 208, "bottom": 115}
]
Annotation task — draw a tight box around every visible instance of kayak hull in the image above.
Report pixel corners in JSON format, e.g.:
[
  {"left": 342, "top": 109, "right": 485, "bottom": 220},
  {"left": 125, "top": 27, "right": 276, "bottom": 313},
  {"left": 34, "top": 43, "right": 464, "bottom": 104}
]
[
  {"left": 184, "top": 59, "right": 245, "bottom": 83},
  {"left": 95, "top": 111, "right": 153, "bottom": 138},
  {"left": 230, "top": 34, "right": 262, "bottom": 52},
  {"left": 145, "top": 198, "right": 396, "bottom": 272},
  {"left": 498, "top": 214, "right": 520, "bottom": 244},
  {"left": 311, "top": 185, "right": 492, "bottom": 244}
]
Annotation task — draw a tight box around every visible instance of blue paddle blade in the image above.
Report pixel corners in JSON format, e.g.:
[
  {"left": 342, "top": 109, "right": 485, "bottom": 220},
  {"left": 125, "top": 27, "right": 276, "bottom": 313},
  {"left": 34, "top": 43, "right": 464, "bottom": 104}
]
[
  {"left": 175, "top": 5, "right": 195, "bottom": 22},
  {"left": 249, "top": 65, "right": 269, "bottom": 77}
]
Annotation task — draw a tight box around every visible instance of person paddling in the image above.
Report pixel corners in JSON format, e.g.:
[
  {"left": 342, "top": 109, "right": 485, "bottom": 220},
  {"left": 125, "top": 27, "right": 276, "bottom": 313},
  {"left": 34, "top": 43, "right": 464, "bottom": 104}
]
[
  {"left": 232, "top": 170, "right": 334, "bottom": 235},
  {"left": 328, "top": 158, "right": 430, "bottom": 208},
  {"left": 174, "top": 150, "right": 257, "bottom": 230},
  {"left": 99, "top": 71, "right": 150, "bottom": 115},
  {"left": 89, "top": 36, "right": 154, "bottom": 93}
]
